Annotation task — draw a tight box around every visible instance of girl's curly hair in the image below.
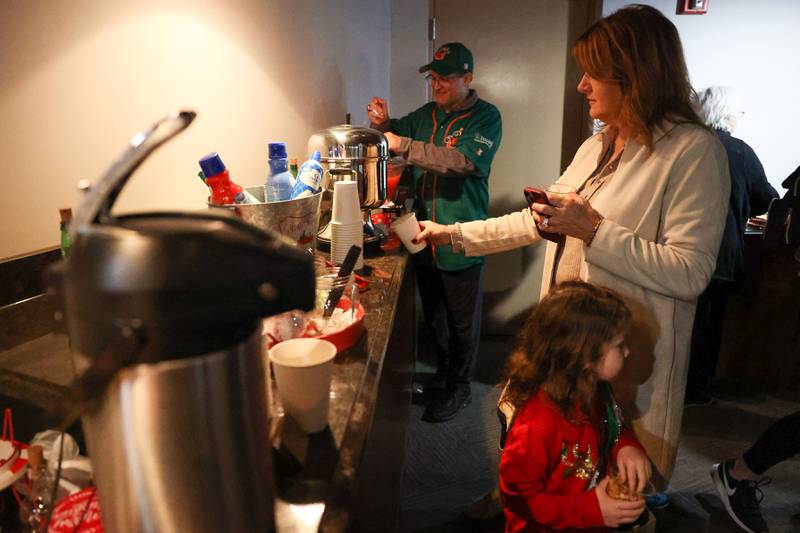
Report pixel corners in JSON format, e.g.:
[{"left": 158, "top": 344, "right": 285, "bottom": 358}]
[{"left": 501, "top": 281, "right": 631, "bottom": 421}]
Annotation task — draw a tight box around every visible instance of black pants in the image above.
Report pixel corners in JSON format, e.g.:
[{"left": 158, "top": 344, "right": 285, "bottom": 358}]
[
  {"left": 687, "top": 279, "right": 732, "bottom": 393},
  {"left": 414, "top": 248, "right": 483, "bottom": 387},
  {"left": 742, "top": 410, "right": 800, "bottom": 475}
]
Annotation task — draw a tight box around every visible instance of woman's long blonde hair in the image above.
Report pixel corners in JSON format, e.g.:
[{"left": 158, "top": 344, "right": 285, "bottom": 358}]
[
  {"left": 571, "top": 4, "right": 705, "bottom": 150},
  {"left": 502, "top": 281, "right": 631, "bottom": 421}
]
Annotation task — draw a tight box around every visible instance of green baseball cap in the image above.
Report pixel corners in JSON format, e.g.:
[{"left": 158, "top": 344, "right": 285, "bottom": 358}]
[{"left": 418, "top": 42, "right": 473, "bottom": 76}]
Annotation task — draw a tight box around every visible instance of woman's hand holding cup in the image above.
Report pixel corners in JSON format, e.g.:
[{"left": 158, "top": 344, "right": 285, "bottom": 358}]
[{"left": 413, "top": 220, "right": 452, "bottom": 247}]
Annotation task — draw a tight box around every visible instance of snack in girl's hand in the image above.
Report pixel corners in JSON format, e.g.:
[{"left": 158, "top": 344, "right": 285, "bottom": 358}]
[{"left": 606, "top": 473, "right": 642, "bottom": 501}]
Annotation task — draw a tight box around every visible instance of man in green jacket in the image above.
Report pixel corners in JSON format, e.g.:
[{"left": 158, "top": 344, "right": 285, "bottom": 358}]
[{"left": 368, "top": 42, "right": 502, "bottom": 422}]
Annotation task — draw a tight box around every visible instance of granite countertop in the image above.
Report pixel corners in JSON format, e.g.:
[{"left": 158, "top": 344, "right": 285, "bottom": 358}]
[
  {"left": 0, "top": 248, "right": 410, "bottom": 532},
  {"left": 0, "top": 333, "right": 75, "bottom": 415},
  {"left": 274, "top": 249, "right": 409, "bottom": 532}
]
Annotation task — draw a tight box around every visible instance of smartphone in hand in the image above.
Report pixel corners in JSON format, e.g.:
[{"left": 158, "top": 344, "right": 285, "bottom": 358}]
[
  {"left": 524, "top": 187, "right": 550, "bottom": 207},
  {"left": 524, "top": 187, "right": 559, "bottom": 242}
]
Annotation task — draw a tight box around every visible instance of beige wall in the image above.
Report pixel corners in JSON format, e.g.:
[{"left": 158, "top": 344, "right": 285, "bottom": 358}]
[
  {"left": 0, "top": 0, "right": 395, "bottom": 260},
  {"left": 390, "top": 0, "right": 430, "bottom": 118}
]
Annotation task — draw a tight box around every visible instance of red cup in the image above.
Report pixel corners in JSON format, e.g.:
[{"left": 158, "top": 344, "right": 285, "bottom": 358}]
[{"left": 385, "top": 158, "right": 405, "bottom": 206}]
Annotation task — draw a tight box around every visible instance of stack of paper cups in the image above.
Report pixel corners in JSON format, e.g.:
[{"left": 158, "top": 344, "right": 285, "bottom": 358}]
[{"left": 331, "top": 180, "right": 364, "bottom": 269}]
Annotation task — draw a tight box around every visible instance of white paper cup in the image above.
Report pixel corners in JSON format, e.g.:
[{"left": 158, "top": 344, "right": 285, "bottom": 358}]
[
  {"left": 263, "top": 348, "right": 274, "bottom": 418},
  {"left": 392, "top": 212, "right": 426, "bottom": 254},
  {"left": 269, "top": 338, "right": 338, "bottom": 434},
  {"left": 332, "top": 181, "right": 362, "bottom": 224}
]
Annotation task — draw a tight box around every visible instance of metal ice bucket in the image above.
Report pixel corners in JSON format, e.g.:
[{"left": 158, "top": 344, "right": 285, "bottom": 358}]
[{"left": 209, "top": 186, "right": 323, "bottom": 255}]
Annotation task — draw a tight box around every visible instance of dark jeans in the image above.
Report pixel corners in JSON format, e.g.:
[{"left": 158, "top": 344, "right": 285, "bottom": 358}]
[
  {"left": 687, "top": 279, "right": 732, "bottom": 393},
  {"left": 743, "top": 410, "right": 800, "bottom": 475},
  {"left": 413, "top": 248, "right": 483, "bottom": 387}
]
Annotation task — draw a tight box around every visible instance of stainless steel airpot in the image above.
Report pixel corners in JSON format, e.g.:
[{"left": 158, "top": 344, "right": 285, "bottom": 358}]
[{"left": 47, "top": 111, "right": 314, "bottom": 532}]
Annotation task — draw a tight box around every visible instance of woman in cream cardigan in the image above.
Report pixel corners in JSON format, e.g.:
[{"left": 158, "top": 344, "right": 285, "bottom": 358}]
[{"left": 415, "top": 4, "right": 730, "bottom": 486}]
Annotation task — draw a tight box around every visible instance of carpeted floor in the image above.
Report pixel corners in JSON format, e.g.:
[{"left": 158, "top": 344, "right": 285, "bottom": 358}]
[{"left": 400, "top": 334, "right": 800, "bottom": 533}]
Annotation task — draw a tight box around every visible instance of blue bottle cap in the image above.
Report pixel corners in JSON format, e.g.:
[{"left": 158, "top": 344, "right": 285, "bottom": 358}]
[
  {"left": 199, "top": 152, "right": 226, "bottom": 177},
  {"left": 310, "top": 150, "right": 321, "bottom": 161},
  {"left": 268, "top": 142, "right": 287, "bottom": 159}
]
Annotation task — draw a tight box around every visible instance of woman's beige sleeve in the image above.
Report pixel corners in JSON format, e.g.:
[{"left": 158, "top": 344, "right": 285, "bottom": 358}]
[{"left": 456, "top": 208, "right": 543, "bottom": 257}]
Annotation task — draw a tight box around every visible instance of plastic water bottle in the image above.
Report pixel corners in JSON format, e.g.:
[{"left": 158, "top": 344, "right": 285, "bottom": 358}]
[
  {"left": 199, "top": 152, "right": 258, "bottom": 205},
  {"left": 265, "top": 142, "right": 294, "bottom": 202},
  {"left": 290, "top": 151, "right": 324, "bottom": 199}
]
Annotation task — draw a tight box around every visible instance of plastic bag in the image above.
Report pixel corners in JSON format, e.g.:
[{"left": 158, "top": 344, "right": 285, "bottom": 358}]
[
  {"left": 30, "top": 430, "right": 92, "bottom": 496},
  {"left": 31, "top": 430, "right": 80, "bottom": 473}
]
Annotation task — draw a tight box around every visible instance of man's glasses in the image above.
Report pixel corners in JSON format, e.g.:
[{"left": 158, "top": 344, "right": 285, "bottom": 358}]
[{"left": 425, "top": 73, "right": 464, "bottom": 85}]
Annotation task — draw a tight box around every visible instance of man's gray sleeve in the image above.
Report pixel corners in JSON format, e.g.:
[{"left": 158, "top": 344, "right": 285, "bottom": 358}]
[{"left": 397, "top": 137, "right": 476, "bottom": 177}]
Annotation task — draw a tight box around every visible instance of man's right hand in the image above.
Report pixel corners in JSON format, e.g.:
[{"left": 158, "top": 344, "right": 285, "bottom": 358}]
[{"left": 367, "top": 97, "right": 389, "bottom": 127}]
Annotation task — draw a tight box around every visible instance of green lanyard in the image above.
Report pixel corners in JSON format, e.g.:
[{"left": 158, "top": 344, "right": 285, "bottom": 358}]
[{"left": 594, "top": 382, "right": 622, "bottom": 486}]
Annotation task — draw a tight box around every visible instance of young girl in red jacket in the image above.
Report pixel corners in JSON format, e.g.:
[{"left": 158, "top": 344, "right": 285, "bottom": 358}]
[{"left": 499, "top": 281, "right": 651, "bottom": 532}]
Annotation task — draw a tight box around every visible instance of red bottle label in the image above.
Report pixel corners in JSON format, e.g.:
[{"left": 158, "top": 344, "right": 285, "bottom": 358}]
[{"left": 206, "top": 170, "right": 244, "bottom": 205}]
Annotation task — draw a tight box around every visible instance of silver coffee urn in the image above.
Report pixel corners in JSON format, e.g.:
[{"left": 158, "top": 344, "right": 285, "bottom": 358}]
[
  {"left": 47, "top": 111, "right": 315, "bottom": 532},
  {"left": 308, "top": 124, "right": 389, "bottom": 241}
]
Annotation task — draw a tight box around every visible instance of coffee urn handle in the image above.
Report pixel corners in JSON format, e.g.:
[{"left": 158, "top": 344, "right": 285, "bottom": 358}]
[{"left": 70, "top": 110, "right": 196, "bottom": 240}]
